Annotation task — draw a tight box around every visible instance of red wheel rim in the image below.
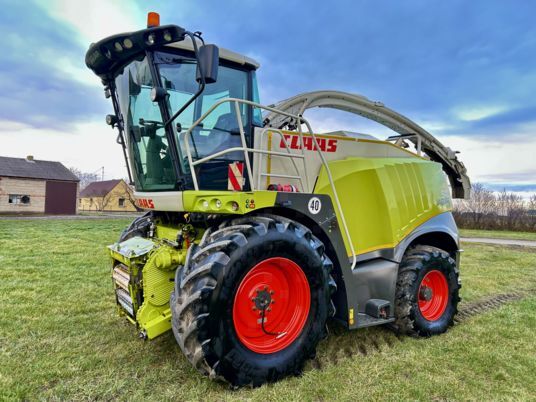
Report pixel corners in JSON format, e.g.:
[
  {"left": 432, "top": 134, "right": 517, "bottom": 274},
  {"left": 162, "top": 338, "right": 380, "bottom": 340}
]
[
  {"left": 232, "top": 257, "right": 311, "bottom": 354},
  {"left": 418, "top": 270, "right": 449, "bottom": 321}
]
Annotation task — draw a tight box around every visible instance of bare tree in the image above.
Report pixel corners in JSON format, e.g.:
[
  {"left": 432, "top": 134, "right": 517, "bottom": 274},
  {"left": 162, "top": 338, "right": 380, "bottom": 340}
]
[
  {"left": 497, "top": 190, "right": 524, "bottom": 230},
  {"left": 526, "top": 194, "right": 536, "bottom": 232},
  {"left": 465, "top": 183, "right": 497, "bottom": 228},
  {"left": 454, "top": 183, "right": 536, "bottom": 232},
  {"left": 121, "top": 182, "right": 142, "bottom": 211},
  {"left": 93, "top": 193, "right": 113, "bottom": 212},
  {"left": 69, "top": 167, "right": 99, "bottom": 189}
]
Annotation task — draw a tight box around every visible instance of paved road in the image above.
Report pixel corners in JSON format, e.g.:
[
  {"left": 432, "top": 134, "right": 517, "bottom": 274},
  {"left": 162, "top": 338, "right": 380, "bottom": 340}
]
[{"left": 461, "top": 237, "right": 536, "bottom": 247}]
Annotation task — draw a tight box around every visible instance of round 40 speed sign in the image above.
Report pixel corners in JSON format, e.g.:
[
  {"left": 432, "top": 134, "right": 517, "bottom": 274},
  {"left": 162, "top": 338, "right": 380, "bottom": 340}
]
[{"left": 307, "top": 197, "right": 322, "bottom": 215}]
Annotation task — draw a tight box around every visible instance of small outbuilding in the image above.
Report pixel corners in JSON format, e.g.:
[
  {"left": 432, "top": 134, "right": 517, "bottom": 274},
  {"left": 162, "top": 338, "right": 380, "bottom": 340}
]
[
  {"left": 0, "top": 155, "right": 79, "bottom": 215},
  {"left": 79, "top": 179, "right": 137, "bottom": 212}
]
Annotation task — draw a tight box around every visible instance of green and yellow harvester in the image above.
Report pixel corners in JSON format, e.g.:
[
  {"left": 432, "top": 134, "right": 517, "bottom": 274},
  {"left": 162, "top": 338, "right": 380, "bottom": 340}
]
[{"left": 86, "top": 13, "right": 470, "bottom": 386}]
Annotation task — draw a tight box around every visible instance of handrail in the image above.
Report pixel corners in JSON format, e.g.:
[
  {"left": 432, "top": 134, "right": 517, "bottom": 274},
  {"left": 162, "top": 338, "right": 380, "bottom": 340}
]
[
  {"left": 256, "top": 127, "right": 306, "bottom": 192},
  {"left": 191, "top": 147, "right": 305, "bottom": 167},
  {"left": 386, "top": 134, "right": 422, "bottom": 156},
  {"left": 180, "top": 97, "right": 357, "bottom": 269}
]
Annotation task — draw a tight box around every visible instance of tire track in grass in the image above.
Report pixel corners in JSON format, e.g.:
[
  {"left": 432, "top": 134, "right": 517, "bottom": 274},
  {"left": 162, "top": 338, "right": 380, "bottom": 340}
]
[
  {"left": 307, "top": 289, "right": 531, "bottom": 371},
  {"left": 454, "top": 292, "right": 524, "bottom": 323}
]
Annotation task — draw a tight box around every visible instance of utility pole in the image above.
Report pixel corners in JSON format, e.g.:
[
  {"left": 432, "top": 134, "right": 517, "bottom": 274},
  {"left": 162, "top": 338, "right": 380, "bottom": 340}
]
[{"left": 92, "top": 166, "right": 105, "bottom": 181}]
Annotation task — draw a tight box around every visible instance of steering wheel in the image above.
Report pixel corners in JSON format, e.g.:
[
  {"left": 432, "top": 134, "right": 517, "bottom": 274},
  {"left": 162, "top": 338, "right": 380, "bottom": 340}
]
[{"left": 139, "top": 118, "right": 164, "bottom": 128}]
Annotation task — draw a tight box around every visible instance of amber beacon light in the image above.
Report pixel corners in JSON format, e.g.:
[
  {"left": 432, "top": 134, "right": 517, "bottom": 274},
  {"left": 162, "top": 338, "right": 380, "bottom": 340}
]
[{"left": 147, "top": 12, "right": 160, "bottom": 28}]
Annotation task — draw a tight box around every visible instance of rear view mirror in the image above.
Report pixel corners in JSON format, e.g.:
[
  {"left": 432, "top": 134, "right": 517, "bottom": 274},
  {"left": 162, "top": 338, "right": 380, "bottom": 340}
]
[{"left": 196, "top": 44, "right": 219, "bottom": 84}]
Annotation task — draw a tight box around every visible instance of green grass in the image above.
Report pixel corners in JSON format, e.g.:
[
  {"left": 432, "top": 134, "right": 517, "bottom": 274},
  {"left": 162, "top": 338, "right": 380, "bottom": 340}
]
[
  {"left": 1, "top": 219, "right": 535, "bottom": 401},
  {"left": 460, "top": 228, "right": 536, "bottom": 241}
]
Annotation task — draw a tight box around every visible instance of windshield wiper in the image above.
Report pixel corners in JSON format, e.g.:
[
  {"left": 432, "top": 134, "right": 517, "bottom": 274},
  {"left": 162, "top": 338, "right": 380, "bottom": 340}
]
[{"left": 164, "top": 32, "right": 207, "bottom": 129}]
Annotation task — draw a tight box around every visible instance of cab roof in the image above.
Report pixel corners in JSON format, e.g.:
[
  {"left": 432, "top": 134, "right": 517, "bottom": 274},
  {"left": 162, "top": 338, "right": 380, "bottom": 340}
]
[
  {"left": 166, "top": 37, "right": 260, "bottom": 70},
  {"left": 85, "top": 24, "right": 259, "bottom": 81}
]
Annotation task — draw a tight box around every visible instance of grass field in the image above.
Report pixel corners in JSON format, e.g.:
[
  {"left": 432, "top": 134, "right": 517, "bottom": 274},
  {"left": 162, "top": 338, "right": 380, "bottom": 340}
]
[
  {"left": 460, "top": 228, "right": 536, "bottom": 241},
  {"left": 1, "top": 219, "right": 535, "bottom": 401}
]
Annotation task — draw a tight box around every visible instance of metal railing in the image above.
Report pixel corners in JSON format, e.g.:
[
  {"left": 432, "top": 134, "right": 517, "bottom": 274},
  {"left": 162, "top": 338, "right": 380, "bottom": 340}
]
[
  {"left": 386, "top": 134, "right": 422, "bottom": 156},
  {"left": 179, "top": 98, "right": 357, "bottom": 268},
  {"left": 255, "top": 127, "right": 308, "bottom": 192}
]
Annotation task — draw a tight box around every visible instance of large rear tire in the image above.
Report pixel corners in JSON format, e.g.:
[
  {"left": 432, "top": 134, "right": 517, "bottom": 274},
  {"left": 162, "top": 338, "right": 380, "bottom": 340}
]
[
  {"left": 394, "top": 245, "right": 460, "bottom": 337},
  {"left": 170, "top": 214, "right": 335, "bottom": 387}
]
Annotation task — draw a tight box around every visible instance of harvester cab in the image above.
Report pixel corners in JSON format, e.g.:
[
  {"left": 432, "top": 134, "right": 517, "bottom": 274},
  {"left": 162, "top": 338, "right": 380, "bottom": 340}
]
[
  {"left": 86, "top": 13, "right": 469, "bottom": 387},
  {"left": 87, "top": 17, "right": 262, "bottom": 194}
]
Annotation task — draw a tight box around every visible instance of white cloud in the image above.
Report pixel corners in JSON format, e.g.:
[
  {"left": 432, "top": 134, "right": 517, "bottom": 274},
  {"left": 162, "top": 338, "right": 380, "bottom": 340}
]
[
  {"left": 33, "top": 0, "right": 145, "bottom": 45},
  {"left": 0, "top": 120, "right": 31, "bottom": 132},
  {"left": 453, "top": 104, "right": 508, "bottom": 122},
  {"left": 55, "top": 54, "right": 100, "bottom": 85},
  {"left": 36, "top": 46, "right": 101, "bottom": 86},
  {"left": 418, "top": 120, "right": 458, "bottom": 133},
  {"left": 0, "top": 119, "right": 128, "bottom": 180},
  {"left": 17, "top": 1, "right": 146, "bottom": 89},
  {"left": 435, "top": 134, "right": 536, "bottom": 185}
]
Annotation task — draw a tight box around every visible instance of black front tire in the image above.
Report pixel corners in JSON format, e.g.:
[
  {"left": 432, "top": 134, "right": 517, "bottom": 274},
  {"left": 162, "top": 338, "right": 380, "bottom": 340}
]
[
  {"left": 170, "top": 214, "right": 335, "bottom": 387},
  {"left": 394, "top": 245, "right": 460, "bottom": 337},
  {"left": 118, "top": 212, "right": 152, "bottom": 242}
]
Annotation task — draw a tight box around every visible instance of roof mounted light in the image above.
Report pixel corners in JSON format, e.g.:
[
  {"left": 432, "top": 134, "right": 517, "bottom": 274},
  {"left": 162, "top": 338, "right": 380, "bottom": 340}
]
[
  {"left": 147, "top": 12, "right": 160, "bottom": 28},
  {"left": 86, "top": 24, "right": 187, "bottom": 78},
  {"left": 146, "top": 33, "right": 156, "bottom": 45}
]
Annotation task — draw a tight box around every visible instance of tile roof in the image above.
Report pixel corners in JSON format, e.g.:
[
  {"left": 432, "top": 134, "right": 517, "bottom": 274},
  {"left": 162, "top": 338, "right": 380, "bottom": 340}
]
[
  {"left": 0, "top": 156, "right": 79, "bottom": 182},
  {"left": 80, "top": 179, "right": 122, "bottom": 197}
]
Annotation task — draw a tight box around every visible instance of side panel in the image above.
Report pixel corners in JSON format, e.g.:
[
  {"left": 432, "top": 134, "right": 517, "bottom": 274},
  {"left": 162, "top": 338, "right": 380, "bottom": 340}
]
[
  {"left": 352, "top": 259, "right": 398, "bottom": 315},
  {"left": 133, "top": 191, "right": 185, "bottom": 211},
  {"left": 314, "top": 157, "right": 453, "bottom": 256},
  {"left": 132, "top": 190, "right": 278, "bottom": 213},
  {"left": 251, "top": 128, "right": 416, "bottom": 193}
]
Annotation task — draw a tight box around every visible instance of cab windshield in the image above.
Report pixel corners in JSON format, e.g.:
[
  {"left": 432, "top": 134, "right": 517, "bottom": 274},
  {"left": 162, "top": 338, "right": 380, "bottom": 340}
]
[{"left": 115, "top": 50, "right": 259, "bottom": 191}]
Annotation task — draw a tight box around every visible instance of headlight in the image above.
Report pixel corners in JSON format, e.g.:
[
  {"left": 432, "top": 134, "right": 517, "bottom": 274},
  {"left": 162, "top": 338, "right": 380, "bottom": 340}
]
[
  {"left": 123, "top": 38, "right": 133, "bottom": 49},
  {"left": 146, "top": 33, "right": 156, "bottom": 45},
  {"left": 106, "top": 114, "right": 118, "bottom": 126}
]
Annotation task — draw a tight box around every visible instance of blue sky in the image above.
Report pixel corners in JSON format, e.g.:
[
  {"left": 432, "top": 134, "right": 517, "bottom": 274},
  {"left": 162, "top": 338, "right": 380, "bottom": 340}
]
[{"left": 0, "top": 0, "right": 535, "bottom": 193}]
